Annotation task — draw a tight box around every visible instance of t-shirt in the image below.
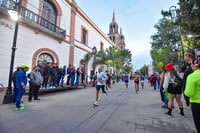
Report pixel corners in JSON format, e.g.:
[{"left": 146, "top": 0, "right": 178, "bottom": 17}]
[
  {"left": 124, "top": 75, "right": 129, "bottom": 82},
  {"left": 97, "top": 72, "right": 107, "bottom": 86},
  {"left": 106, "top": 74, "right": 111, "bottom": 82},
  {"left": 140, "top": 76, "right": 145, "bottom": 81}
]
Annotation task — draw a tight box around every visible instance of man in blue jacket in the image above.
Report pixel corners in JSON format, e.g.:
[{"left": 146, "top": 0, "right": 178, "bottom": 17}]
[{"left": 15, "top": 64, "right": 29, "bottom": 110}]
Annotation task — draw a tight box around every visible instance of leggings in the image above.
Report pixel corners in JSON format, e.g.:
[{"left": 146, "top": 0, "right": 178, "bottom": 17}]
[{"left": 191, "top": 103, "right": 200, "bottom": 133}]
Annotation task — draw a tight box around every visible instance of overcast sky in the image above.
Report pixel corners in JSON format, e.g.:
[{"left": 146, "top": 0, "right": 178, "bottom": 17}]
[{"left": 76, "top": 0, "right": 179, "bottom": 70}]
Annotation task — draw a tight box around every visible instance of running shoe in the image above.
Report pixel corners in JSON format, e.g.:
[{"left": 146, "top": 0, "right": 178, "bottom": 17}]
[
  {"left": 20, "top": 104, "right": 25, "bottom": 107},
  {"left": 165, "top": 112, "right": 172, "bottom": 117},
  {"left": 16, "top": 107, "right": 25, "bottom": 110},
  {"left": 94, "top": 101, "right": 99, "bottom": 106}
]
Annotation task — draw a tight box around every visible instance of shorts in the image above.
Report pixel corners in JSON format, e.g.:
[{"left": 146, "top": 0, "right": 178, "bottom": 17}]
[
  {"left": 106, "top": 81, "right": 111, "bottom": 85},
  {"left": 124, "top": 80, "right": 129, "bottom": 83},
  {"left": 168, "top": 84, "right": 182, "bottom": 94},
  {"left": 134, "top": 81, "right": 139, "bottom": 84},
  {"left": 96, "top": 85, "right": 105, "bottom": 92}
]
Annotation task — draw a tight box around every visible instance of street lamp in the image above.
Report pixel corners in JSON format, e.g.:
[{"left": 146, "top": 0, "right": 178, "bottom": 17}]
[
  {"left": 162, "top": 6, "right": 185, "bottom": 65},
  {"left": 3, "top": 0, "right": 22, "bottom": 104},
  {"left": 92, "top": 46, "right": 97, "bottom": 87}
]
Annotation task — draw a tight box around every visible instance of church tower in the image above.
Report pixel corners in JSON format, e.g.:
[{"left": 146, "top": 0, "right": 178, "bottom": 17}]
[
  {"left": 119, "top": 28, "right": 126, "bottom": 50},
  {"left": 108, "top": 12, "right": 126, "bottom": 50},
  {"left": 108, "top": 12, "right": 119, "bottom": 45}
]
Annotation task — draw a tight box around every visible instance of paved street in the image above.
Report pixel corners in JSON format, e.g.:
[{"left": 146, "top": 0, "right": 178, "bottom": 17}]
[{"left": 0, "top": 81, "right": 197, "bottom": 133}]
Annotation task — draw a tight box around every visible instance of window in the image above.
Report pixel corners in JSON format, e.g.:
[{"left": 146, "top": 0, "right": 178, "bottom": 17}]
[
  {"left": 82, "top": 28, "right": 88, "bottom": 45},
  {"left": 37, "top": 53, "right": 54, "bottom": 65},
  {"left": 41, "top": 0, "right": 57, "bottom": 31}
]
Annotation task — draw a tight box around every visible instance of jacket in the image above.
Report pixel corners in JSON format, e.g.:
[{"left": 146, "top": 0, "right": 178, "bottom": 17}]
[
  {"left": 30, "top": 70, "right": 42, "bottom": 86},
  {"left": 43, "top": 66, "right": 50, "bottom": 77},
  {"left": 183, "top": 64, "right": 193, "bottom": 90},
  {"left": 16, "top": 70, "right": 28, "bottom": 89},
  {"left": 185, "top": 69, "right": 200, "bottom": 104}
]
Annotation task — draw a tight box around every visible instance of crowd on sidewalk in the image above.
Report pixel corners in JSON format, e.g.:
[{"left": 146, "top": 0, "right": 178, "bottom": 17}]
[{"left": 147, "top": 49, "right": 200, "bottom": 133}]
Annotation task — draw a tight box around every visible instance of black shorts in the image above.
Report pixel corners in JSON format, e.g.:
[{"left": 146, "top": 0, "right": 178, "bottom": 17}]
[
  {"left": 106, "top": 81, "right": 111, "bottom": 85},
  {"left": 96, "top": 85, "right": 105, "bottom": 92},
  {"left": 168, "top": 84, "right": 182, "bottom": 94},
  {"left": 134, "top": 81, "right": 139, "bottom": 84}
]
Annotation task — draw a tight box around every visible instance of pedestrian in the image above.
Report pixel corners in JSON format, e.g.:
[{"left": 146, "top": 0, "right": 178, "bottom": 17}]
[
  {"left": 157, "top": 73, "right": 161, "bottom": 90},
  {"left": 160, "top": 69, "right": 168, "bottom": 108},
  {"left": 183, "top": 50, "right": 195, "bottom": 106},
  {"left": 71, "top": 66, "right": 76, "bottom": 86},
  {"left": 93, "top": 67, "right": 107, "bottom": 106},
  {"left": 15, "top": 64, "right": 29, "bottom": 110},
  {"left": 149, "top": 76, "right": 153, "bottom": 87},
  {"left": 29, "top": 66, "right": 42, "bottom": 102},
  {"left": 185, "top": 58, "right": 200, "bottom": 133},
  {"left": 42, "top": 62, "right": 51, "bottom": 89},
  {"left": 81, "top": 68, "right": 85, "bottom": 84},
  {"left": 37, "top": 62, "right": 44, "bottom": 75},
  {"left": 12, "top": 66, "right": 21, "bottom": 103},
  {"left": 50, "top": 64, "right": 56, "bottom": 88},
  {"left": 134, "top": 72, "right": 140, "bottom": 93},
  {"left": 140, "top": 74, "right": 145, "bottom": 89},
  {"left": 163, "top": 64, "right": 184, "bottom": 117},
  {"left": 61, "top": 65, "right": 66, "bottom": 87},
  {"left": 76, "top": 68, "right": 81, "bottom": 85},
  {"left": 124, "top": 72, "right": 129, "bottom": 90},
  {"left": 152, "top": 73, "right": 157, "bottom": 90},
  {"left": 105, "top": 70, "right": 111, "bottom": 90},
  {"left": 66, "top": 65, "right": 71, "bottom": 86},
  {"left": 55, "top": 64, "right": 60, "bottom": 87}
]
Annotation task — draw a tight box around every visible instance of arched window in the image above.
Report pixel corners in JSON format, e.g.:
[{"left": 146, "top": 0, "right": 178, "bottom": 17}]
[{"left": 41, "top": 0, "right": 57, "bottom": 31}]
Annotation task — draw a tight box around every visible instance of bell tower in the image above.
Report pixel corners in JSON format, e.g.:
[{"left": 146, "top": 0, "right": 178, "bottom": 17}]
[{"left": 108, "top": 11, "right": 119, "bottom": 44}]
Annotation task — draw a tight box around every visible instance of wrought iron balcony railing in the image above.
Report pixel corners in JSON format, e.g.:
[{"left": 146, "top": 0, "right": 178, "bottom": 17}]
[{"left": 0, "top": 0, "right": 66, "bottom": 39}]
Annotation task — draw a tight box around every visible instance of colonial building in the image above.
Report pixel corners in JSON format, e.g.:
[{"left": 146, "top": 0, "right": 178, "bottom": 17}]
[
  {"left": 0, "top": 0, "right": 126, "bottom": 86},
  {"left": 108, "top": 12, "right": 126, "bottom": 50}
]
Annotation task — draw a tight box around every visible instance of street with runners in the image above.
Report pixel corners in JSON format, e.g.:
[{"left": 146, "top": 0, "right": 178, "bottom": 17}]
[
  {"left": 0, "top": 81, "right": 196, "bottom": 133},
  {"left": 1, "top": 0, "right": 200, "bottom": 133}
]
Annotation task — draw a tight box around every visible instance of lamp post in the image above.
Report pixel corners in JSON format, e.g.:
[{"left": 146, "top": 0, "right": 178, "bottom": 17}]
[
  {"left": 3, "top": 0, "right": 22, "bottom": 104},
  {"left": 168, "top": 6, "right": 185, "bottom": 65},
  {"left": 92, "top": 46, "right": 97, "bottom": 87}
]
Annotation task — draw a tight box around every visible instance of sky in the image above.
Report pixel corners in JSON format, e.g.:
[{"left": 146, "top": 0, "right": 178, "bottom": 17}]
[{"left": 76, "top": 0, "right": 179, "bottom": 70}]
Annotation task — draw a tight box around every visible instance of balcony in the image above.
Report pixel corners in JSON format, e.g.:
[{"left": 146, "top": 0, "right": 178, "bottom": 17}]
[{"left": 0, "top": 0, "right": 66, "bottom": 40}]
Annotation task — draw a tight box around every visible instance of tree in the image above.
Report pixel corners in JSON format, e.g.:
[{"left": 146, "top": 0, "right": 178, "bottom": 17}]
[
  {"left": 150, "top": 18, "right": 183, "bottom": 69},
  {"left": 80, "top": 46, "right": 132, "bottom": 74},
  {"left": 140, "top": 64, "right": 148, "bottom": 76}
]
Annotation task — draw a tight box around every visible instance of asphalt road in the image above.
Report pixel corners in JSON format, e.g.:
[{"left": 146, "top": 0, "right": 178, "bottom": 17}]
[{"left": 0, "top": 81, "right": 197, "bottom": 133}]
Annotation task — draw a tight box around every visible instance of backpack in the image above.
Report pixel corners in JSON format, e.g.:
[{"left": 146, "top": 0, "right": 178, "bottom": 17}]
[{"left": 172, "top": 76, "right": 182, "bottom": 89}]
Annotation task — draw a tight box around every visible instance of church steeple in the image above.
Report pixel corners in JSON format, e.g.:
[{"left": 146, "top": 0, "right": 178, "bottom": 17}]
[
  {"left": 109, "top": 11, "right": 118, "bottom": 34},
  {"left": 108, "top": 11, "right": 126, "bottom": 49},
  {"left": 112, "top": 11, "right": 116, "bottom": 22}
]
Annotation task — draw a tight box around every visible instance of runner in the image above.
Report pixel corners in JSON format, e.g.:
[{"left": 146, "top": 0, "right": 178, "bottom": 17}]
[
  {"left": 93, "top": 67, "right": 107, "bottom": 107},
  {"left": 140, "top": 74, "right": 145, "bottom": 89},
  {"left": 134, "top": 72, "right": 140, "bottom": 93},
  {"left": 124, "top": 72, "right": 129, "bottom": 89},
  {"left": 105, "top": 70, "right": 111, "bottom": 90}
]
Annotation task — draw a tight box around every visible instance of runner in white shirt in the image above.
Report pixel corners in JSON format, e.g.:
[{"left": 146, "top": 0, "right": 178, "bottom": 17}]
[{"left": 94, "top": 67, "right": 107, "bottom": 106}]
